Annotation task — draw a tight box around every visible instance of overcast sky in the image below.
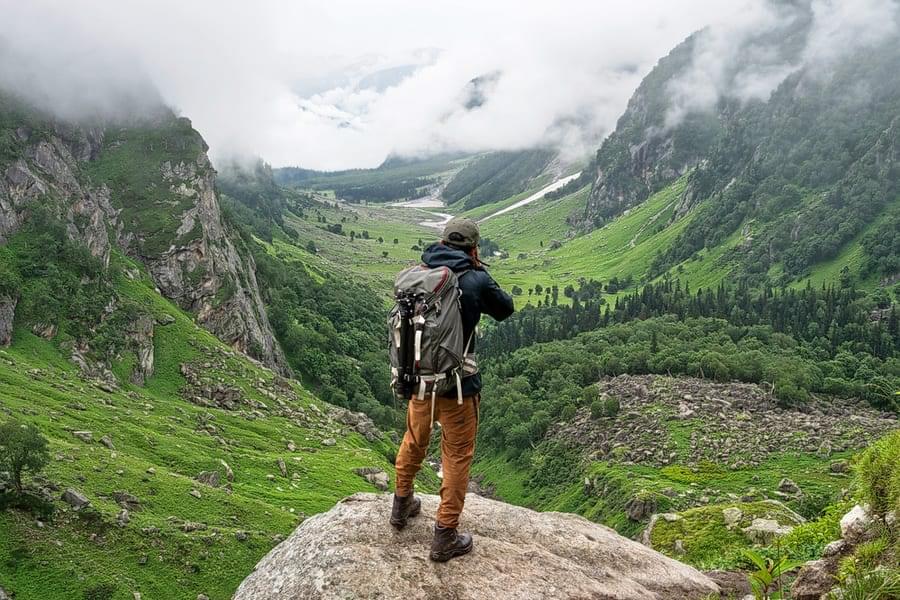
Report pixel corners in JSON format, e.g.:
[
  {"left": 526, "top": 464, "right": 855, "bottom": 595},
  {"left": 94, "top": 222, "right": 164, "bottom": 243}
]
[{"left": 1, "top": 1, "right": 896, "bottom": 170}]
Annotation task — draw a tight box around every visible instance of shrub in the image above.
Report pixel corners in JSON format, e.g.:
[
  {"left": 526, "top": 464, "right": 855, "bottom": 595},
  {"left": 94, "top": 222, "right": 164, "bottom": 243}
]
[
  {"left": 0, "top": 420, "right": 49, "bottom": 494},
  {"left": 828, "top": 568, "right": 900, "bottom": 600},
  {"left": 83, "top": 583, "right": 117, "bottom": 600},
  {"left": 855, "top": 429, "right": 900, "bottom": 516},
  {"left": 590, "top": 400, "right": 604, "bottom": 420},
  {"left": 603, "top": 396, "right": 621, "bottom": 418}
]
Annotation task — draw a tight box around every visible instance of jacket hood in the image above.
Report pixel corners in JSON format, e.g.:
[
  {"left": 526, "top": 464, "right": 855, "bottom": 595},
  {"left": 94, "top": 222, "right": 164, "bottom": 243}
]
[{"left": 421, "top": 242, "right": 477, "bottom": 271}]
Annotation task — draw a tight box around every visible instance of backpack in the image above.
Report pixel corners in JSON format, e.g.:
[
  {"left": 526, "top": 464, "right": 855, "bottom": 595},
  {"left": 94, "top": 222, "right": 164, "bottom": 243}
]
[{"left": 388, "top": 264, "right": 476, "bottom": 412}]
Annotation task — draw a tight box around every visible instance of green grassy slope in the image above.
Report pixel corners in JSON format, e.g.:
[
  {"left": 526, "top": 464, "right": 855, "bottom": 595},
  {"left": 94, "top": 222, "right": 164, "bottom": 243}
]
[
  {"left": 0, "top": 254, "right": 436, "bottom": 600},
  {"left": 483, "top": 177, "right": 698, "bottom": 302}
]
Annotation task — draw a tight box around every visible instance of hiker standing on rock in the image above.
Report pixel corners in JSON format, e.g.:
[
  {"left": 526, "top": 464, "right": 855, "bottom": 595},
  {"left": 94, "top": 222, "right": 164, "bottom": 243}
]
[{"left": 388, "top": 216, "right": 514, "bottom": 562}]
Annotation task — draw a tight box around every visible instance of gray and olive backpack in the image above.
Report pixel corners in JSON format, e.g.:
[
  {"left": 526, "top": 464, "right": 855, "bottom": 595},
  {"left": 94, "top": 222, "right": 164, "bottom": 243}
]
[{"left": 388, "top": 264, "right": 476, "bottom": 411}]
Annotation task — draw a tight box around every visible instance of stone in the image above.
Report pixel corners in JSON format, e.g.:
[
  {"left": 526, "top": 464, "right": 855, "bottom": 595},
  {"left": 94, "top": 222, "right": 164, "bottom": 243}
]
[
  {"left": 625, "top": 494, "right": 657, "bottom": 521},
  {"left": 722, "top": 507, "right": 743, "bottom": 528},
  {"left": 353, "top": 467, "right": 390, "bottom": 492},
  {"left": 0, "top": 296, "right": 15, "bottom": 347},
  {"left": 661, "top": 513, "right": 680, "bottom": 522},
  {"left": 196, "top": 471, "right": 220, "bottom": 487},
  {"left": 236, "top": 530, "right": 249, "bottom": 542},
  {"left": 220, "top": 459, "right": 235, "bottom": 482},
  {"left": 61, "top": 488, "right": 90, "bottom": 511},
  {"left": 777, "top": 478, "right": 801, "bottom": 494},
  {"left": 117, "top": 509, "right": 130, "bottom": 527},
  {"left": 742, "top": 518, "right": 793, "bottom": 545},
  {"left": 839, "top": 504, "right": 873, "bottom": 545},
  {"left": 829, "top": 460, "right": 849, "bottom": 474},
  {"left": 277, "top": 458, "right": 288, "bottom": 478},
  {"left": 72, "top": 431, "right": 93, "bottom": 443},
  {"left": 321, "top": 438, "right": 336, "bottom": 447},
  {"left": 233, "top": 493, "right": 719, "bottom": 600},
  {"left": 99, "top": 435, "right": 115, "bottom": 450},
  {"left": 704, "top": 571, "right": 751, "bottom": 598},
  {"left": 114, "top": 491, "right": 141, "bottom": 510},
  {"left": 822, "top": 540, "right": 846, "bottom": 557},
  {"left": 0, "top": 585, "right": 9, "bottom": 600},
  {"left": 791, "top": 558, "right": 839, "bottom": 600},
  {"left": 182, "top": 522, "right": 207, "bottom": 533},
  {"left": 189, "top": 489, "right": 202, "bottom": 499},
  {"left": 197, "top": 595, "right": 209, "bottom": 600}
]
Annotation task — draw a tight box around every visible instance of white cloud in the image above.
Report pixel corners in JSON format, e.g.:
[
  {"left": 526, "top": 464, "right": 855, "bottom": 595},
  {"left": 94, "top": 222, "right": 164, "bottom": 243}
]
[
  {"left": 0, "top": 0, "right": 771, "bottom": 169},
  {"left": 664, "top": 0, "right": 899, "bottom": 128}
]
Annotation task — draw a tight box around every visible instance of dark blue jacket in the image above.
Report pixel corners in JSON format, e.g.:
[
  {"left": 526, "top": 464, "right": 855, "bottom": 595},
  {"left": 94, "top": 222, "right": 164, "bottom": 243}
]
[{"left": 421, "top": 242, "right": 515, "bottom": 396}]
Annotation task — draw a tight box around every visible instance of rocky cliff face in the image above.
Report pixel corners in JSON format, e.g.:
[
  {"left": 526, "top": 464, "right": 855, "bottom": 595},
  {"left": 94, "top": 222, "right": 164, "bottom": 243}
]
[
  {"left": 574, "top": 35, "right": 721, "bottom": 229},
  {"left": 0, "top": 102, "right": 287, "bottom": 373},
  {"left": 233, "top": 492, "right": 719, "bottom": 600}
]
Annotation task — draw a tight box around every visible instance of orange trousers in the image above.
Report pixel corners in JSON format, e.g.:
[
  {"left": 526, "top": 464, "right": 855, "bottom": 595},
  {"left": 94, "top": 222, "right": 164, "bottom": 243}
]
[{"left": 394, "top": 394, "right": 479, "bottom": 529}]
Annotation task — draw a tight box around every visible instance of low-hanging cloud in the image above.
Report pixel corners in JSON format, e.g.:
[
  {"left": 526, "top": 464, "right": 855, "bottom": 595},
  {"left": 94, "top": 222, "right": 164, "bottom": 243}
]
[
  {"left": 665, "top": 0, "right": 900, "bottom": 129},
  {"left": 2, "top": 0, "right": 861, "bottom": 170}
]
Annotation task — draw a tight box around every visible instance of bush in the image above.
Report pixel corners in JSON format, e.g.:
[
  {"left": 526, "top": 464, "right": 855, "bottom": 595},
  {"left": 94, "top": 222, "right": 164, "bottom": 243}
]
[
  {"left": 0, "top": 490, "right": 55, "bottom": 520},
  {"left": 0, "top": 420, "right": 49, "bottom": 494},
  {"left": 590, "top": 400, "right": 604, "bottom": 420},
  {"left": 602, "top": 396, "right": 621, "bottom": 418},
  {"left": 83, "top": 583, "right": 117, "bottom": 600},
  {"left": 855, "top": 429, "right": 900, "bottom": 516}
]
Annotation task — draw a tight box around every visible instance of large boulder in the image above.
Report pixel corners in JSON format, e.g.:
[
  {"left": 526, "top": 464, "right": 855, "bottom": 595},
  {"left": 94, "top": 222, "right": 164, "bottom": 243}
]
[
  {"left": 839, "top": 504, "right": 874, "bottom": 545},
  {"left": 61, "top": 488, "right": 90, "bottom": 511},
  {"left": 791, "top": 557, "right": 839, "bottom": 600},
  {"left": 233, "top": 493, "right": 719, "bottom": 600},
  {"left": 742, "top": 518, "right": 794, "bottom": 545}
]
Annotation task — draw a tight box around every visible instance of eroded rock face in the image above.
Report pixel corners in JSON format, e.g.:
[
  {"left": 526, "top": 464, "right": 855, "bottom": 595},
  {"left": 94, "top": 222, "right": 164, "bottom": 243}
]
[
  {"left": 143, "top": 156, "right": 287, "bottom": 373},
  {"left": 0, "top": 116, "right": 286, "bottom": 374},
  {"left": 0, "top": 295, "right": 15, "bottom": 346},
  {"left": 233, "top": 493, "right": 719, "bottom": 600},
  {"left": 128, "top": 314, "right": 155, "bottom": 386}
]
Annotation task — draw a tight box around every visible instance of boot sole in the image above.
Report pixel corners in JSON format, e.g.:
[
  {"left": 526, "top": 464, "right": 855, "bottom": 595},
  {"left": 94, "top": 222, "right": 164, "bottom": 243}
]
[
  {"left": 429, "top": 539, "right": 473, "bottom": 563},
  {"left": 390, "top": 501, "right": 421, "bottom": 530}
]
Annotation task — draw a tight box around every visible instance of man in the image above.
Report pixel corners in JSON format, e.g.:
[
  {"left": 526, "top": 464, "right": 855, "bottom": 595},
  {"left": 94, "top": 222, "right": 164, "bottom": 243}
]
[{"left": 391, "top": 216, "right": 515, "bottom": 562}]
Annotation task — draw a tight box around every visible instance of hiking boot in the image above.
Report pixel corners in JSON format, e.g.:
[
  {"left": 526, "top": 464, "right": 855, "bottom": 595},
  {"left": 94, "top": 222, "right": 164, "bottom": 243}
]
[
  {"left": 390, "top": 493, "right": 421, "bottom": 530},
  {"left": 429, "top": 524, "right": 473, "bottom": 562}
]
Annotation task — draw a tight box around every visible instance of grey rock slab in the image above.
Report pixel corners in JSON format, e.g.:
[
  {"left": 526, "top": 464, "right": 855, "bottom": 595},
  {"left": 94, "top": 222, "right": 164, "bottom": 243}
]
[{"left": 233, "top": 492, "right": 718, "bottom": 600}]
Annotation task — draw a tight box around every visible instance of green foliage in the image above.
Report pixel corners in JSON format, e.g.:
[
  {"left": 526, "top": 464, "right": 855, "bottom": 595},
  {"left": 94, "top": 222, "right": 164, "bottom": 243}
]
[
  {"left": 83, "top": 583, "right": 117, "bottom": 600},
  {"left": 855, "top": 429, "right": 900, "bottom": 516},
  {"left": 743, "top": 548, "right": 804, "bottom": 600},
  {"left": 0, "top": 419, "right": 49, "bottom": 494},
  {"left": 602, "top": 396, "right": 621, "bottom": 418},
  {"left": 250, "top": 238, "right": 397, "bottom": 427},
  {"left": 779, "top": 502, "right": 847, "bottom": 562},
  {"left": 485, "top": 279, "right": 899, "bottom": 410},
  {"left": 827, "top": 569, "right": 900, "bottom": 600},
  {"left": 861, "top": 209, "right": 900, "bottom": 281}
]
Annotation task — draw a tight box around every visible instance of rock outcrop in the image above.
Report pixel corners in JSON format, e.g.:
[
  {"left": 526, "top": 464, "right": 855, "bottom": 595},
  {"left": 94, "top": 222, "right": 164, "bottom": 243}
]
[
  {"left": 0, "top": 295, "right": 15, "bottom": 346},
  {"left": 0, "top": 105, "right": 287, "bottom": 373},
  {"left": 233, "top": 493, "right": 719, "bottom": 600}
]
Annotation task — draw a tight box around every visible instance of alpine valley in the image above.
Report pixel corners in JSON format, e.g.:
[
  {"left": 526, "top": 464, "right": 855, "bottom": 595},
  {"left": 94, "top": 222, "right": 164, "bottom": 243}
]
[{"left": 0, "top": 2, "right": 899, "bottom": 599}]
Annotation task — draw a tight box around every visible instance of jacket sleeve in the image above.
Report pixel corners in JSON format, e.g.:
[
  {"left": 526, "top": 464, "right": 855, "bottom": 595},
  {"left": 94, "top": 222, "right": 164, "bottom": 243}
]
[{"left": 480, "top": 272, "right": 515, "bottom": 322}]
